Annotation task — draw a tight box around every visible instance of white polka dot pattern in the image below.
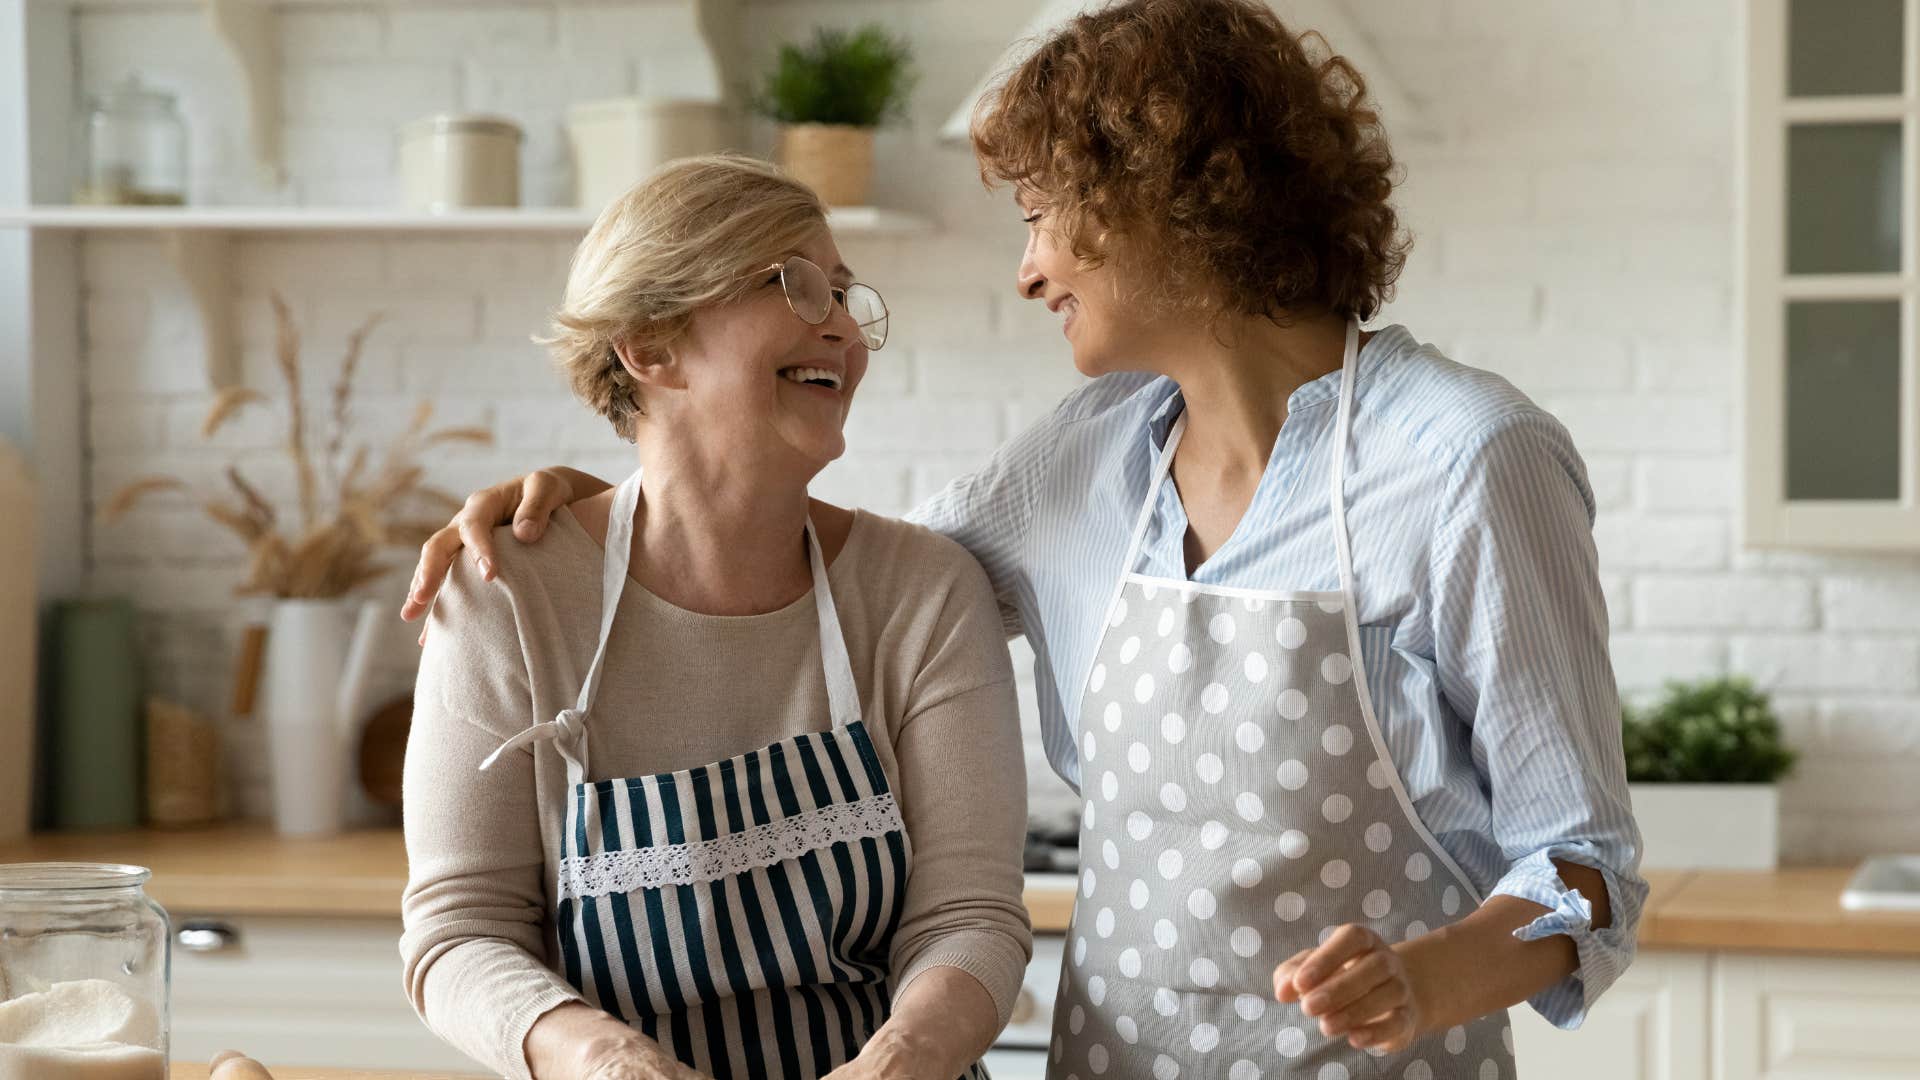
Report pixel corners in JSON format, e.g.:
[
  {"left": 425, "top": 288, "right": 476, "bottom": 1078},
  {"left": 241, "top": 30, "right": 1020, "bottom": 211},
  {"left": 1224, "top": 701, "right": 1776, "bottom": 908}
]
[{"left": 1055, "top": 578, "right": 1511, "bottom": 1079}]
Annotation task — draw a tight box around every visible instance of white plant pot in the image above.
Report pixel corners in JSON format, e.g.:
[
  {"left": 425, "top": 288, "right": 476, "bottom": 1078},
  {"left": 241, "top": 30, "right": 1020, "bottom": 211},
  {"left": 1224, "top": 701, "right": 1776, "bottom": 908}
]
[
  {"left": 1629, "top": 783, "right": 1778, "bottom": 870},
  {"left": 260, "top": 597, "right": 359, "bottom": 837}
]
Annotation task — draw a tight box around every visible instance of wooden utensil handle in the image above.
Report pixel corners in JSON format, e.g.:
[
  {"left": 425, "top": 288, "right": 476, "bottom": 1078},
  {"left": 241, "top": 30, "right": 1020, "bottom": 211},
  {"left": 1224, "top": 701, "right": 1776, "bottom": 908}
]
[{"left": 231, "top": 623, "right": 268, "bottom": 718}]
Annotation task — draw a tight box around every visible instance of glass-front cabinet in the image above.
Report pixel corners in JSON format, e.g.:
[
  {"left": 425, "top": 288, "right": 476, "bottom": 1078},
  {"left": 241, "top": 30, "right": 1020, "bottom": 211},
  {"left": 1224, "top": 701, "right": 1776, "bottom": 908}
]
[{"left": 1745, "top": 0, "right": 1920, "bottom": 547}]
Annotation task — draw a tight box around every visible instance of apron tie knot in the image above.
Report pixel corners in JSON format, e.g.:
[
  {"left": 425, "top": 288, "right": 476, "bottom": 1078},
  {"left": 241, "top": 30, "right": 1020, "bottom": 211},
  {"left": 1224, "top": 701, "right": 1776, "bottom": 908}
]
[{"left": 477, "top": 708, "right": 588, "bottom": 773}]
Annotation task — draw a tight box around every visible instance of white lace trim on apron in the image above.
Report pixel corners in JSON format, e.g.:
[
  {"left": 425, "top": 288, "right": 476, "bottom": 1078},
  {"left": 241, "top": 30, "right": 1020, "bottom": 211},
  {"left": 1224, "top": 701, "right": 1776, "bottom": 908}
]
[{"left": 557, "top": 790, "right": 905, "bottom": 898}]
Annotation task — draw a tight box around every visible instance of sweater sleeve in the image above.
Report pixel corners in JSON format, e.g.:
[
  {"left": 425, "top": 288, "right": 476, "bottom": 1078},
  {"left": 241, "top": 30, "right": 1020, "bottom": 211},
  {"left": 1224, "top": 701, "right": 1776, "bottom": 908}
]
[
  {"left": 885, "top": 548, "right": 1035, "bottom": 1028},
  {"left": 399, "top": 557, "right": 584, "bottom": 1080}
]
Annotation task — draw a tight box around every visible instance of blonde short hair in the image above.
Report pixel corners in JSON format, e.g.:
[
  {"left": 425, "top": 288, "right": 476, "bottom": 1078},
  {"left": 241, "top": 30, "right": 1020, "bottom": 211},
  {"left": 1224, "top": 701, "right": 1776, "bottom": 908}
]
[{"left": 544, "top": 154, "right": 828, "bottom": 440}]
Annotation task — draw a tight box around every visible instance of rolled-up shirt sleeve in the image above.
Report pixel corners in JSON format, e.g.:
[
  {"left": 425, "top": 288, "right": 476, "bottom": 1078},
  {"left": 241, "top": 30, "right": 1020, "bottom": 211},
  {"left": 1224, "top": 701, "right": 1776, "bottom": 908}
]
[{"left": 1428, "top": 411, "right": 1648, "bottom": 1029}]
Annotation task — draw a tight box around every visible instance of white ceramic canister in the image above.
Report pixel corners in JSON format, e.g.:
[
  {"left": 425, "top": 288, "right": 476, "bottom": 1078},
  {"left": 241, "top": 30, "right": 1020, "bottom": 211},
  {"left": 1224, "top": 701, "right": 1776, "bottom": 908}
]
[
  {"left": 566, "top": 98, "right": 733, "bottom": 212},
  {"left": 398, "top": 113, "right": 522, "bottom": 211}
]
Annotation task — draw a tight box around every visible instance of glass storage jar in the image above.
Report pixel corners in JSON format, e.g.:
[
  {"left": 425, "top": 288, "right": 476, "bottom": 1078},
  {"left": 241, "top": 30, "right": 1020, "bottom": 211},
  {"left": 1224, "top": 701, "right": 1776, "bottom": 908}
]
[
  {"left": 0, "top": 863, "right": 170, "bottom": 1080},
  {"left": 75, "top": 77, "right": 188, "bottom": 206}
]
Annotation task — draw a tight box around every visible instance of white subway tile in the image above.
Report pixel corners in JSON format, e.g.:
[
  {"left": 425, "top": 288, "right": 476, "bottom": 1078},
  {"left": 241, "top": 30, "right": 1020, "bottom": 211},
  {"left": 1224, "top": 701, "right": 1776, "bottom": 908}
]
[
  {"left": 1593, "top": 513, "right": 1729, "bottom": 571},
  {"left": 1607, "top": 631, "right": 1726, "bottom": 691},
  {"left": 1636, "top": 456, "right": 1737, "bottom": 513},
  {"left": 1732, "top": 635, "right": 1920, "bottom": 694},
  {"left": 1632, "top": 574, "right": 1816, "bottom": 631},
  {"left": 1822, "top": 577, "right": 1920, "bottom": 631},
  {"left": 387, "top": 7, "right": 556, "bottom": 60}
]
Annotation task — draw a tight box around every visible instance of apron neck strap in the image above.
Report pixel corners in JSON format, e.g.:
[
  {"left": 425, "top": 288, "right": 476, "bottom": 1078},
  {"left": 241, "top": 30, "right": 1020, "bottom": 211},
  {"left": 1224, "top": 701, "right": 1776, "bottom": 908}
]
[
  {"left": 1328, "top": 317, "right": 1362, "bottom": 598},
  {"left": 581, "top": 469, "right": 862, "bottom": 730}
]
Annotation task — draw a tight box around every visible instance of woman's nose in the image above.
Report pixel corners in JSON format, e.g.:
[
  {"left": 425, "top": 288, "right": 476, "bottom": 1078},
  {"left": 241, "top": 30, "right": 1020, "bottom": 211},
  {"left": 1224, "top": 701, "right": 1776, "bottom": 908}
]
[
  {"left": 1017, "top": 254, "right": 1046, "bottom": 300},
  {"left": 817, "top": 298, "right": 861, "bottom": 344}
]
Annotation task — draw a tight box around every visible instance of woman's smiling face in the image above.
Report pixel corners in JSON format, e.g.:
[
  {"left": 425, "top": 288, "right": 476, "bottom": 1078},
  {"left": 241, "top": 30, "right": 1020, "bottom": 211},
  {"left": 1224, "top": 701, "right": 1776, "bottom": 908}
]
[
  {"left": 635, "top": 228, "right": 870, "bottom": 478},
  {"left": 1014, "top": 192, "right": 1153, "bottom": 379}
]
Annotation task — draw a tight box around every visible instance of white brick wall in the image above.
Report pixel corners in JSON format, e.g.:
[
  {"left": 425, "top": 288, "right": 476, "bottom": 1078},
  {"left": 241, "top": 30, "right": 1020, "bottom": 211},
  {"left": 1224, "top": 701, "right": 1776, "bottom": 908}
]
[{"left": 66, "top": 0, "right": 1920, "bottom": 855}]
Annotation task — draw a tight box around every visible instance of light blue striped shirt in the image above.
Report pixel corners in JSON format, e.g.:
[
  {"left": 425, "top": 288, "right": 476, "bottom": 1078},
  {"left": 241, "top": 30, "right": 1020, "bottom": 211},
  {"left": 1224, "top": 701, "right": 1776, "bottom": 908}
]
[{"left": 908, "top": 325, "right": 1645, "bottom": 1029}]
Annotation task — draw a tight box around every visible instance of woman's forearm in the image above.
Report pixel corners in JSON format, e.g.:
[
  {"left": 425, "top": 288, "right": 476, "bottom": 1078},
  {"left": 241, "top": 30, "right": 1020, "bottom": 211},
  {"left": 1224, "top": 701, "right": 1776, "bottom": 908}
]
[
  {"left": 1400, "top": 859, "right": 1612, "bottom": 1034},
  {"left": 851, "top": 966, "right": 1000, "bottom": 1080}
]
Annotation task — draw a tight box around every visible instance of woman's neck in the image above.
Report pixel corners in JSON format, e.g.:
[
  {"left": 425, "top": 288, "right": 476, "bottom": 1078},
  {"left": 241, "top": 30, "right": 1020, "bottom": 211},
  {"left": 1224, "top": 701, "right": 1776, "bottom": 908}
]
[
  {"left": 616, "top": 440, "right": 819, "bottom": 616},
  {"left": 1154, "top": 308, "right": 1358, "bottom": 571},
  {"left": 1161, "top": 309, "right": 1354, "bottom": 473}
]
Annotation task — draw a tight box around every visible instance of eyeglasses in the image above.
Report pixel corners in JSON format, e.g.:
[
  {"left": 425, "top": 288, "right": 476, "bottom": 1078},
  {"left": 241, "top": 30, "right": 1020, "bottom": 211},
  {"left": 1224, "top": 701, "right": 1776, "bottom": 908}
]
[{"left": 759, "top": 256, "right": 890, "bottom": 350}]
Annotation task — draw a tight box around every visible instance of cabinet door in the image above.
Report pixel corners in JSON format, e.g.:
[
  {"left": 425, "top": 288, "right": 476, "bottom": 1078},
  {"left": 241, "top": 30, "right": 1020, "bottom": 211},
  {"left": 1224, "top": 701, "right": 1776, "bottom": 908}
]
[
  {"left": 169, "top": 914, "right": 487, "bottom": 1073},
  {"left": 1715, "top": 953, "right": 1920, "bottom": 1078},
  {"left": 1510, "top": 951, "right": 1711, "bottom": 1080}
]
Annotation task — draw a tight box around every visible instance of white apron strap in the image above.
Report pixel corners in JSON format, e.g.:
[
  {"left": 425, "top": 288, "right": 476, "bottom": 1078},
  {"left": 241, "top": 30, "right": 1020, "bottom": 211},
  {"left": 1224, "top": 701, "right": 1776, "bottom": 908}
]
[
  {"left": 481, "top": 470, "right": 864, "bottom": 778},
  {"left": 806, "top": 518, "right": 863, "bottom": 731},
  {"left": 1327, "top": 317, "right": 1362, "bottom": 600},
  {"left": 479, "top": 468, "right": 646, "bottom": 785}
]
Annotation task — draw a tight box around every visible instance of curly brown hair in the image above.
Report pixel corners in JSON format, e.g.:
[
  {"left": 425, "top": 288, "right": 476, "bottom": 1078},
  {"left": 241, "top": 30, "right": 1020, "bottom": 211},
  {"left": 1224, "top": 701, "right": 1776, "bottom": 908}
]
[{"left": 971, "top": 0, "right": 1408, "bottom": 323}]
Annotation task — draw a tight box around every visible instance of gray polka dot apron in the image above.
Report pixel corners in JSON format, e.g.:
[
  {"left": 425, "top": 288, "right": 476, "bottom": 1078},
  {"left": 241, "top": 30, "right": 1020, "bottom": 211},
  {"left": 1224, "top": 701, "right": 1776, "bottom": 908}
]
[
  {"left": 482, "top": 468, "right": 990, "bottom": 1080},
  {"left": 1051, "top": 321, "right": 1515, "bottom": 1080}
]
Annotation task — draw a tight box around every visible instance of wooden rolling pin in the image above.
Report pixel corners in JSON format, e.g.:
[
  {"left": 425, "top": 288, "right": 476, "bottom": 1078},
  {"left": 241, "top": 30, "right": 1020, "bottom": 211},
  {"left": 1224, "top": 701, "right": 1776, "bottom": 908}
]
[{"left": 209, "top": 1050, "right": 275, "bottom": 1080}]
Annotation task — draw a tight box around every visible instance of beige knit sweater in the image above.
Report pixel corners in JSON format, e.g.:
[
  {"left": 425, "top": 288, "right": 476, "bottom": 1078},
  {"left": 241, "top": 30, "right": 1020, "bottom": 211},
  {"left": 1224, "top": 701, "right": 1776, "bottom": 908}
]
[{"left": 399, "top": 508, "right": 1032, "bottom": 1079}]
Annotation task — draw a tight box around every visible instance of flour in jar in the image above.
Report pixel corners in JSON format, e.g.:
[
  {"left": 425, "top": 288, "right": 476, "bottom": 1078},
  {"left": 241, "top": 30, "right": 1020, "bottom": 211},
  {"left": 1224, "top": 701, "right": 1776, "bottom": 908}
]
[{"left": 0, "top": 979, "right": 164, "bottom": 1080}]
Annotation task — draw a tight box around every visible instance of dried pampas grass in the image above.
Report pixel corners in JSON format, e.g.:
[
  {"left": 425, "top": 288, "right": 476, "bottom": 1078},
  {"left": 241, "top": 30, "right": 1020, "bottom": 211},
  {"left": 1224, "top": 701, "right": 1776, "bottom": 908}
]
[{"left": 103, "top": 290, "right": 494, "bottom": 599}]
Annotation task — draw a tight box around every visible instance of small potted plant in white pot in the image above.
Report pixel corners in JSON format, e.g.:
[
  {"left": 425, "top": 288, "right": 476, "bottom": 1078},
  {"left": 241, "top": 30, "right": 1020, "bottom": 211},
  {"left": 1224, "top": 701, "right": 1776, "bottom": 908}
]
[
  {"left": 753, "top": 24, "right": 916, "bottom": 207},
  {"left": 1624, "top": 677, "right": 1797, "bottom": 870}
]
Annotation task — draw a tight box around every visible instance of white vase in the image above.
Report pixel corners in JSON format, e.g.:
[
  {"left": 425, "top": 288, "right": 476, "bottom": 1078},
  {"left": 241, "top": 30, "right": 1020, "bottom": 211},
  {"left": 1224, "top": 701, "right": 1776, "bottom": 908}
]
[
  {"left": 1629, "top": 782, "right": 1779, "bottom": 870},
  {"left": 260, "top": 597, "right": 360, "bottom": 837}
]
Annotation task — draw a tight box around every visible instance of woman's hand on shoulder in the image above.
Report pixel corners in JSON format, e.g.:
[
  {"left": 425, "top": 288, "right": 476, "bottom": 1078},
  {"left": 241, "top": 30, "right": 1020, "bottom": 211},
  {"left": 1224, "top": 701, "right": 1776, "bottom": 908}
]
[{"left": 400, "top": 467, "right": 610, "bottom": 633}]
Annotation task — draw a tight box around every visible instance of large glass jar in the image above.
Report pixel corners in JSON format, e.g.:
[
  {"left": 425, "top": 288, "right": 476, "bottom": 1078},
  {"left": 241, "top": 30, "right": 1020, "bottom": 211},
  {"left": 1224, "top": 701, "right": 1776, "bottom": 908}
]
[
  {"left": 0, "top": 863, "right": 170, "bottom": 1079},
  {"left": 74, "top": 77, "right": 188, "bottom": 206}
]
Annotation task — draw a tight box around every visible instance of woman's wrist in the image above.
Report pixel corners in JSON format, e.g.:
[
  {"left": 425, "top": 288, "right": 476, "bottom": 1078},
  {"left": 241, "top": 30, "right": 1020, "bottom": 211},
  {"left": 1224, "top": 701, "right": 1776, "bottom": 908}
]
[{"left": 524, "top": 1001, "right": 647, "bottom": 1079}]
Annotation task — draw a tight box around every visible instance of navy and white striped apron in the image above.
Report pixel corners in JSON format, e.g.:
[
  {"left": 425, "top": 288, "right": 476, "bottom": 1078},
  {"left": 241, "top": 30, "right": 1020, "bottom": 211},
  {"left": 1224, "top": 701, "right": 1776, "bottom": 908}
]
[{"left": 482, "top": 468, "right": 991, "bottom": 1079}]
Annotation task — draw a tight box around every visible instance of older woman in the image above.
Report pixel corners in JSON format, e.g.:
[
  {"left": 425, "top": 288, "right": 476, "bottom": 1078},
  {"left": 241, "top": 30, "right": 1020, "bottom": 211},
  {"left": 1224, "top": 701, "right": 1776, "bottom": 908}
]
[
  {"left": 407, "top": 2, "right": 1648, "bottom": 1077},
  {"left": 398, "top": 154, "right": 1030, "bottom": 1080}
]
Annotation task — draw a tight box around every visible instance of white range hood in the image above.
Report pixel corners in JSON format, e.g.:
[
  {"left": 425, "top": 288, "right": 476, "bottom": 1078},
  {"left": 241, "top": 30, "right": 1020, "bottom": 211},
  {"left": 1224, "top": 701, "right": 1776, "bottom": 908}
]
[{"left": 940, "top": 0, "right": 1430, "bottom": 144}]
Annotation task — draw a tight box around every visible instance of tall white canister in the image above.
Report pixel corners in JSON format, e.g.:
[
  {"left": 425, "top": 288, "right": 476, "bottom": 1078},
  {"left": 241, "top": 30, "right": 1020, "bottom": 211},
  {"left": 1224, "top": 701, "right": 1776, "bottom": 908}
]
[{"left": 567, "top": 98, "right": 734, "bottom": 212}]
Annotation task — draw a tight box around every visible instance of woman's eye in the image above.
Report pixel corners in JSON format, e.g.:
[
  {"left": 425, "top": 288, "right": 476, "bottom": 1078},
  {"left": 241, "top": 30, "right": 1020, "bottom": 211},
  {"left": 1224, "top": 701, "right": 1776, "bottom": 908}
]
[
  {"left": 765, "top": 273, "right": 783, "bottom": 287},
  {"left": 1021, "top": 212, "right": 1043, "bottom": 225}
]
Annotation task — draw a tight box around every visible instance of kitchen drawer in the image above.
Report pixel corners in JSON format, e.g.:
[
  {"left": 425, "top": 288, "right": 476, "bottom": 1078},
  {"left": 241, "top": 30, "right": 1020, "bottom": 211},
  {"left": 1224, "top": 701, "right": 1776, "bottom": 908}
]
[
  {"left": 168, "top": 914, "right": 485, "bottom": 1073},
  {"left": 1510, "top": 951, "right": 1710, "bottom": 1080},
  {"left": 1714, "top": 952, "right": 1920, "bottom": 1079}
]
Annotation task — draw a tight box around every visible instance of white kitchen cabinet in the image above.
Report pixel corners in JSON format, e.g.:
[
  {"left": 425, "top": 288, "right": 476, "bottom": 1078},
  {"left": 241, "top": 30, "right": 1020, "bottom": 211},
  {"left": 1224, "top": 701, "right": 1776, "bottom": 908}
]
[
  {"left": 168, "top": 914, "right": 486, "bottom": 1074},
  {"left": 1510, "top": 951, "right": 1711, "bottom": 1080},
  {"left": 1714, "top": 953, "right": 1920, "bottom": 1079}
]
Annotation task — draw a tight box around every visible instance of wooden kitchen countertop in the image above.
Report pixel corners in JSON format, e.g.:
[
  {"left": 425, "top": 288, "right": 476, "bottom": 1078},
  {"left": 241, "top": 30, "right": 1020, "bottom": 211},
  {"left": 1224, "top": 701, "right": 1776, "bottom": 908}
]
[
  {"left": 10, "top": 826, "right": 1920, "bottom": 958},
  {"left": 172, "top": 1066, "right": 477, "bottom": 1080}
]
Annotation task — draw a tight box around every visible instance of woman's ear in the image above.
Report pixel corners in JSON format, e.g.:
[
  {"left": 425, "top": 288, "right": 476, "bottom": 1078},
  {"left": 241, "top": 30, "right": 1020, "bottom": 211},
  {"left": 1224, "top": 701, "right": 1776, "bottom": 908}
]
[{"left": 611, "top": 338, "right": 687, "bottom": 391}]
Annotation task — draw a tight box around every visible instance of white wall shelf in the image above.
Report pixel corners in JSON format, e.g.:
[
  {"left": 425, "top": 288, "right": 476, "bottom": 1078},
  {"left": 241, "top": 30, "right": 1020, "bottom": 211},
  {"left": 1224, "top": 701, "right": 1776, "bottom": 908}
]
[
  {"left": 0, "top": 205, "right": 934, "bottom": 390},
  {"left": 0, "top": 204, "right": 936, "bottom": 236}
]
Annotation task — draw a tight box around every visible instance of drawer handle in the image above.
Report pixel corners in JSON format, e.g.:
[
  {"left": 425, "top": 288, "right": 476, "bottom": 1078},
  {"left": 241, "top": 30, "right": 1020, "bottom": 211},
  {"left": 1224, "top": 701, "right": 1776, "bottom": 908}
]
[{"left": 176, "top": 920, "right": 240, "bottom": 953}]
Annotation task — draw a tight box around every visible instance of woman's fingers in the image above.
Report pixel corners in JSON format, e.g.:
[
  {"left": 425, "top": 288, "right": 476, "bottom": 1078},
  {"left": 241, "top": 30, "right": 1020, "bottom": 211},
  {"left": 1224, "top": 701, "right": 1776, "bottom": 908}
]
[
  {"left": 514, "top": 468, "right": 575, "bottom": 542},
  {"left": 1342, "top": 1006, "right": 1417, "bottom": 1052},
  {"left": 1287, "top": 924, "right": 1378, "bottom": 997},
  {"left": 1272, "top": 947, "right": 1315, "bottom": 1002},
  {"left": 1302, "top": 948, "right": 1394, "bottom": 1019},
  {"left": 401, "top": 525, "right": 467, "bottom": 627},
  {"left": 1313, "top": 972, "right": 1408, "bottom": 1038}
]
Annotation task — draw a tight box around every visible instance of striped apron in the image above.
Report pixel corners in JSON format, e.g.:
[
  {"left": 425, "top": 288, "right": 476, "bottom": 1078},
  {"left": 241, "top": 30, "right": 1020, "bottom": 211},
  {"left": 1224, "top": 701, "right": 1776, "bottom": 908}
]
[{"left": 481, "top": 469, "right": 991, "bottom": 1079}]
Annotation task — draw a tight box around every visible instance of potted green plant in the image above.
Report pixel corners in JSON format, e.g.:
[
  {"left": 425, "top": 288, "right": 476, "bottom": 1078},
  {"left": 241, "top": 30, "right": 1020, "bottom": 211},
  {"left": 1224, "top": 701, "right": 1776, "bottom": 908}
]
[
  {"left": 753, "top": 24, "right": 916, "bottom": 207},
  {"left": 1623, "top": 677, "right": 1797, "bottom": 870}
]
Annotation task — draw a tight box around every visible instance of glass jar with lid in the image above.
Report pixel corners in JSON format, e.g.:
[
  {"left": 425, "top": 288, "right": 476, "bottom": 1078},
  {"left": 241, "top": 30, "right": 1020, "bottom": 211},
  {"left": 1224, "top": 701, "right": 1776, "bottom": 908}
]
[
  {"left": 0, "top": 863, "right": 170, "bottom": 1079},
  {"left": 75, "top": 77, "right": 189, "bottom": 206}
]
